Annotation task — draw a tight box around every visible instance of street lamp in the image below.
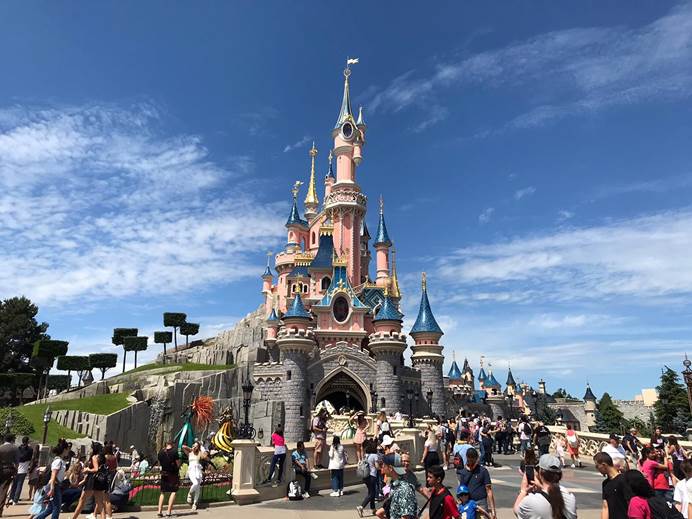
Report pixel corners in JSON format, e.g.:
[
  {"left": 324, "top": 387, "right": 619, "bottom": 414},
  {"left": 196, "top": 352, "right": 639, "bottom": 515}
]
[
  {"left": 406, "top": 389, "right": 414, "bottom": 428},
  {"left": 414, "top": 392, "right": 420, "bottom": 419},
  {"left": 683, "top": 356, "right": 692, "bottom": 415},
  {"left": 370, "top": 389, "right": 377, "bottom": 414},
  {"left": 504, "top": 394, "right": 514, "bottom": 419},
  {"left": 237, "top": 367, "right": 255, "bottom": 440},
  {"left": 42, "top": 407, "right": 52, "bottom": 445}
]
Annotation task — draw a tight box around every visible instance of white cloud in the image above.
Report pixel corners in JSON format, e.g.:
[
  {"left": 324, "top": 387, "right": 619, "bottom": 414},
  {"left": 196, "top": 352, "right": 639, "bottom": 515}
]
[
  {"left": 0, "top": 103, "right": 286, "bottom": 307},
  {"left": 366, "top": 2, "right": 692, "bottom": 132},
  {"left": 283, "top": 136, "right": 311, "bottom": 153},
  {"left": 436, "top": 208, "right": 692, "bottom": 303},
  {"left": 514, "top": 186, "right": 536, "bottom": 200},
  {"left": 557, "top": 210, "right": 575, "bottom": 222},
  {"left": 478, "top": 207, "right": 495, "bottom": 224}
]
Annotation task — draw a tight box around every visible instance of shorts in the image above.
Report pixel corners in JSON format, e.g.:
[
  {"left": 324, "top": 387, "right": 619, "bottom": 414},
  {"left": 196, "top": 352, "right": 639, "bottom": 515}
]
[
  {"left": 160, "top": 471, "right": 180, "bottom": 493},
  {"left": 314, "top": 438, "right": 326, "bottom": 453}
]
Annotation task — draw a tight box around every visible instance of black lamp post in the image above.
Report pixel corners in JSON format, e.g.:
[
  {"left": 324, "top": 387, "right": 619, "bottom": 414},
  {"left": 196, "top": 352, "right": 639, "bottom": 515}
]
[
  {"left": 426, "top": 389, "right": 434, "bottom": 416},
  {"left": 683, "top": 356, "right": 692, "bottom": 415},
  {"left": 370, "top": 389, "right": 377, "bottom": 414},
  {"left": 414, "top": 392, "right": 420, "bottom": 419},
  {"left": 42, "top": 407, "right": 52, "bottom": 445},
  {"left": 406, "top": 389, "right": 414, "bottom": 428},
  {"left": 237, "top": 367, "right": 256, "bottom": 440}
]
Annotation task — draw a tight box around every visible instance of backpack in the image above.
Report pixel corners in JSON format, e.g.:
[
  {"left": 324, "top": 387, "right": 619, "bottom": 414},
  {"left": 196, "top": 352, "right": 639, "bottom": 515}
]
[
  {"left": 523, "top": 423, "right": 532, "bottom": 436},
  {"left": 453, "top": 452, "right": 464, "bottom": 469},
  {"left": 356, "top": 458, "right": 370, "bottom": 479},
  {"left": 648, "top": 496, "right": 684, "bottom": 519},
  {"left": 446, "top": 427, "right": 455, "bottom": 445},
  {"left": 287, "top": 480, "right": 303, "bottom": 500}
]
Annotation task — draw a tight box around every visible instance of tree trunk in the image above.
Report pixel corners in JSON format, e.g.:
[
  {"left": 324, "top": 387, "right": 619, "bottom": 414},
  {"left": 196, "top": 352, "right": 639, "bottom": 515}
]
[
  {"left": 77, "top": 371, "right": 83, "bottom": 387},
  {"left": 122, "top": 349, "right": 127, "bottom": 373},
  {"left": 173, "top": 327, "right": 178, "bottom": 350},
  {"left": 134, "top": 350, "right": 138, "bottom": 369},
  {"left": 163, "top": 342, "right": 167, "bottom": 365},
  {"left": 68, "top": 370, "right": 72, "bottom": 389},
  {"left": 185, "top": 335, "right": 189, "bottom": 348}
]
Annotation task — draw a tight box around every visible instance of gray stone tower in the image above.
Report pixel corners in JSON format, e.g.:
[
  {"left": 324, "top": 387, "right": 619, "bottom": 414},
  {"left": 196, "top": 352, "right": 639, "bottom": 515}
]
[
  {"left": 369, "top": 291, "right": 407, "bottom": 413},
  {"left": 583, "top": 383, "right": 597, "bottom": 431},
  {"left": 410, "top": 273, "right": 445, "bottom": 417},
  {"left": 276, "top": 293, "right": 315, "bottom": 442}
]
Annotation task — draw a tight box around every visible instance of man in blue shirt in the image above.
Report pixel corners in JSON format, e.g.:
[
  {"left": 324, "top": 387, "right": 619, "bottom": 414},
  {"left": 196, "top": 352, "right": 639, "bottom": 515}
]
[
  {"left": 456, "top": 448, "right": 496, "bottom": 519},
  {"left": 453, "top": 431, "right": 473, "bottom": 470}
]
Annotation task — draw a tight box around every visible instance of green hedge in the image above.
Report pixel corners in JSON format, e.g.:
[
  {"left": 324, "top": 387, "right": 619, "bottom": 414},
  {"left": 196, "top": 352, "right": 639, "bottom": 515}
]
[
  {"left": 0, "top": 408, "right": 35, "bottom": 436},
  {"left": 57, "top": 355, "right": 90, "bottom": 372},
  {"left": 123, "top": 336, "right": 148, "bottom": 352},
  {"left": 163, "top": 313, "right": 187, "bottom": 327},
  {"left": 112, "top": 328, "right": 138, "bottom": 346},
  {"left": 154, "top": 331, "right": 173, "bottom": 344}
]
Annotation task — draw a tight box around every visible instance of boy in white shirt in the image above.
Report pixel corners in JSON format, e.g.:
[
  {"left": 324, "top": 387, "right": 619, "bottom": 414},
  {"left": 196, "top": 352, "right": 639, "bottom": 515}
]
[{"left": 675, "top": 459, "right": 692, "bottom": 518}]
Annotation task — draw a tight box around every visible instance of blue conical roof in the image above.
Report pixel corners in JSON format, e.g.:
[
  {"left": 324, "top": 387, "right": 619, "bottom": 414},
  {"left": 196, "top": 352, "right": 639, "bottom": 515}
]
[
  {"left": 478, "top": 367, "right": 487, "bottom": 382},
  {"left": 583, "top": 384, "right": 597, "bottom": 401},
  {"left": 326, "top": 157, "right": 335, "bottom": 180},
  {"left": 448, "top": 361, "right": 462, "bottom": 380},
  {"left": 506, "top": 369, "right": 516, "bottom": 386},
  {"left": 361, "top": 220, "right": 370, "bottom": 239},
  {"left": 284, "top": 293, "right": 312, "bottom": 319},
  {"left": 410, "top": 276, "right": 443, "bottom": 335},
  {"left": 262, "top": 265, "right": 273, "bottom": 278},
  {"left": 267, "top": 308, "right": 279, "bottom": 322},
  {"left": 374, "top": 209, "right": 392, "bottom": 247},
  {"left": 486, "top": 372, "right": 501, "bottom": 388},
  {"left": 286, "top": 198, "right": 307, "bottom": 227},
  {"left": 310, "top": 233, "right": 334, "bottom": 270},
  {"left": 373, "top": 295, "right": 403, "bottom": 322}
]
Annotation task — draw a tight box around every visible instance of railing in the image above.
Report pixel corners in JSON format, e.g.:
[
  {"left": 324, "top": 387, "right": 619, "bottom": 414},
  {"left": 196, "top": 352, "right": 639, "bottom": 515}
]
[{"left": 127, "top": 470, "right": 232, "bottom": 506}]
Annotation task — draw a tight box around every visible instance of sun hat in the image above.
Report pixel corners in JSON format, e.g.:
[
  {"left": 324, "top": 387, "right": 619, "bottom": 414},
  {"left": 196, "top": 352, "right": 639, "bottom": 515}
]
[{"left": 381, "top": 435, "right": 395, "bottom": 447}]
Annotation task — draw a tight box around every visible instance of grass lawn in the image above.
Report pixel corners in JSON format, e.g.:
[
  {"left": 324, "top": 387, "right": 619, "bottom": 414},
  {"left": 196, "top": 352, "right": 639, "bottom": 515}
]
[
  {"left": 16, "top": 393, "right": 132, "bottom": 444},
  {"left": 119, "top": 362, "right": 233, "bottom": 376}
]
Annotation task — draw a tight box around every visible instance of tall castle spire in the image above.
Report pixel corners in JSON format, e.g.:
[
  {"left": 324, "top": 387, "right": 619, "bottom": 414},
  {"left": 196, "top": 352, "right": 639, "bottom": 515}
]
[
  {"left": 410, "top": 272, "right": 443, "bottom": 334},
  {"left": 389, "top": 248, "right": 401, "bottom": 298},
  {"left": 304, "top": 142, "right": 319, "bottom": 220},
  {"left": 335, "top": 61, "right": 355, "bottom": 129}
]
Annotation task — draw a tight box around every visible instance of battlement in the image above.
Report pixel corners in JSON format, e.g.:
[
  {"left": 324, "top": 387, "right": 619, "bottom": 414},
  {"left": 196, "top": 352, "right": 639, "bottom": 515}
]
[
  {"left": 277, "top": 327, "right": 316, "bottom": 340},
  {"left": 368, "top": 330, "right": 407, "bottom": 342}
]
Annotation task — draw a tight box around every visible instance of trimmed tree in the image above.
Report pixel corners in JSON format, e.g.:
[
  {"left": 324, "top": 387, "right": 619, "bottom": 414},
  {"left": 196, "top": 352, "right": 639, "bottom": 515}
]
[
  {"left": 154, "top": 331, "right": 173, "bottom": 364},
  {"left": 594, "top": 392, "right": 625, "bottom": 433},
  {"left": 31, "top": 339, "right": 68, "bottom": 399},
  {"left": 123, "top": 336, "right": 148, "bottom": 369},
  {"left": 56, "top": 355, "right": 91, "bottom": 388},
  {"left": 163, "top": 313, "right": 186, "bottom": 351},
  {"left": 46, "top": 374, "right": 71, "bottom": 392},
  {"left": 0, "top": 373, "right": 36, "bottom": 405},
  {"left": 179, "top": 322, "right": 200, "bottom": 349},
  {"left": 88, "top": 353, "right": 118, "bottom": 380},
  {"left": 654, "top": 366, "right": 691, "bottom": 434},
  {"left": 112, "top": 328, "right": 138, "bottom": 373}
]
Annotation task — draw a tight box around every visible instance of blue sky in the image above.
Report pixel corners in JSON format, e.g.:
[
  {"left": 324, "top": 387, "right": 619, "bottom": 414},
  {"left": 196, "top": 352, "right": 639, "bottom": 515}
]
[{"left": 1, "top": 2, "right": 691, "bottom": 399}]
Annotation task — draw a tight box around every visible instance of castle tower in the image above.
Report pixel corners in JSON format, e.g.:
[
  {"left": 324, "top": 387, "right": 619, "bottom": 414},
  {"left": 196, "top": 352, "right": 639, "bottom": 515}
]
[
  {"left": 369, "top": 289, "right": 406, "bottom": 413},
  {"left": 261, "top": 253, "right": 274, "bottom": 314},
  {"left": 505, "top": 366, "right": 517, "bottom": 396},
  {"left": 478, "top": 357, "right": 487, "bottom": 389},
  {"left": 410, "top": 273, "right": 445, "bottom": 416},
  {"left": 304, "top": 143, "right": 319, "bottom": 221},
  {"left": 324, "top": 151, "right": 335, "bottom": 200},
  {"left": 286, "top": 182, "right": 309, "bottom": 253},
  {"left": 374, "top": 196, "right": 392, "bottom": 288},
  {"left": 265, "top": 307, "right": 280, "bottom": 362},
  {"left": 276, "top": 292, "right": 316, "bottom": 441},
  {"left": 360, "top": 220, "right": 371, "bottom": 284},
  {"left": 583, "top": 383, "right": 597, "bottom": 430},
  {"left": 326, "top": 63, "right": 367, "bottom": 285},
  {"left": 538, "top": 378, "right": 547, "bottom": 395}
]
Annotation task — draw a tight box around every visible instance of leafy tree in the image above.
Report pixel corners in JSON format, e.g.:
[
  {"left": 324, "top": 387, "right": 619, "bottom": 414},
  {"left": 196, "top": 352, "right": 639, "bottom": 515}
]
[
  {"left": 46, "top": 374, "right": 71, "bottom": 392},
  {"left": 655, "top": 366, "right": 691, "bottom": 434},
  {"left": 163, "top": 313, "right": 186, "bottom": 350},
  {"left": 593, "top": 392, "right": 625, "bottom": 433},
  {"left": 0, "top": 296, "right": 50, "bottom": 373},
  {"left": 624, "top": 417, "right": 652, "bottom": 438},
  {"left": 112, "top": 328, "right": 138, "bottom": 373},
  {"left": 179, "top": 322, "right": 200, "bottom": 348},
  {"left": 154, "top": 331, "right": 173, "bottom": 364},
  {"left": 31, "top": 339, "right": 68, "bottom": 399},
  {"left": 88, "top": 353, "right": 118, "bottom": 380},
  {"left": 0, "top": 408, "right": 35, "bottom": 436},
  {"left": 552, "top": 388, "right": 575, "bottom": 399},
  {"left": 0, "top": 373, "right": 35, "bottom": 405},
  {"left": 123, "top": 336, "right": 148, "bottom": 369},
  {"left": 56, "top": 356, "right": 91, "bottom": 387}
]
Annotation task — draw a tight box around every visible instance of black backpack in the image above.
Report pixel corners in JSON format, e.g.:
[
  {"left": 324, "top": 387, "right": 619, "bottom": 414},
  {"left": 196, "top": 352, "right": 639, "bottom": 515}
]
[
  {"left": 648, "top": 496, "right": 684, "bottom": 519},
  {"left": 523, "top": 423, "right": 532, "bottom": 435}
]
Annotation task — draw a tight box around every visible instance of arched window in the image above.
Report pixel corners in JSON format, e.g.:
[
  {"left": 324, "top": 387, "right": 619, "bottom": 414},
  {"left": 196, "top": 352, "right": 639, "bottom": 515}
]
[
  {"left": 312, "top": 231, "right": 316, "bottom": 245},
  {"left": 302, "top": 284, "right": 308, "bottom": 293},
  {"left": 321, "top": 277, "right": 331, "bottom": 290}
]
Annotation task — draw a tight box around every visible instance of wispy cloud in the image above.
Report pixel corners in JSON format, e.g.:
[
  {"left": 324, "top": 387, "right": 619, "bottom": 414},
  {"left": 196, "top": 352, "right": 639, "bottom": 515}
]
[
  {"left": 557, "top": 210, "right": 575, "bottom": 222},
  {"left": 238, "top": 107, "right": 278, "bottom": 136},
  {"left": 366, "top": 2, "right": 692, "bottom": 132},
  {"left": 514, "top": 186, "right": 536, "bottom": 200},
  {"left": 478, "top": 207, "right": 495, "bottom": 224},
  {"left": 0, "top": 103, "right": 285, "bottom": 307},
  {"left": 283, "top": 135, "right": 311, "bottom": 153}
]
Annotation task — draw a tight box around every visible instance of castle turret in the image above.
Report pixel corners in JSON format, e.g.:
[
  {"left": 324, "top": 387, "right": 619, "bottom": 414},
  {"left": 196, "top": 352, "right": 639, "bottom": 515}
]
[
  {"left": 374, "top": 196, "right": 392, "bottom": 287},
  {"left": 369, "top": 289, "right": 406, "bottom": 413},
  {"left": 324, "top": 150, "right": 335, "bottom": 200},
  {"left": 261, "top": 252, "right": 274, "bottom": 309},
  {"left": 304, "top": 143, "right": 319, "bottom": 221},
  {"left": 360, "top": 219, "right": 371, "bottom": 284},
  {"left": 505, "top": 367, "right": 517, "bottom": 396},
  {"left": 538, "top": 379, "right": 547, "bottom": 395},
  {"left": 410, "top": 273, "right": 445, "bottom": 416},
  {"left": 265, "top": 307, "right": 280, "bottom": 361},
  {"left": 277, "top": 292, "right": 316, "bottom": 441},
  {"left": 286, "top": 182, "right": 308, "bottom": 253}
]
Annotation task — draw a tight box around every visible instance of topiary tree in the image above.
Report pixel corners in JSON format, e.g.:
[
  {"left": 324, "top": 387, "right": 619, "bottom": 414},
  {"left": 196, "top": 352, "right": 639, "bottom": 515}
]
[
  {"left": 112, "top": 328, "right": 138, "bottom": 373},
  {"left": 56, "top": 355, "right": 91, "bottom": 388},
  {"left": 154, "top": 331, "right": 173, "bottom": 364},
  {"left": 0, "top": 373, "right": 36, "bottom": 405},
  {"left": 46, "top": 374, "right": 71, "bottom": 392},
  {"left": 31, "top": 339, "right": 68, "bottom": 399},
  {"left": 88, "top": 353, "right": 118, "bottom": 380},
  {"left": 163, "top": 313, "right": 186, "bottom": 351},
  {"left": 179, "top": 322, "right": 200, "bottom": 349},
  {"left": 123, "top": 336, "right": 148, "bottom": 369}
]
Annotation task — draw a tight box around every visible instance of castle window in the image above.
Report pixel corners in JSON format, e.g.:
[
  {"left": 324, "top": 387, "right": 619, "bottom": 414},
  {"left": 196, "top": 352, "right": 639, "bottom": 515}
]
[
  {"left": 380, "top": 397, "right": 386, "bottom": 409},
  {"left": 321, "top": 277, "right": 331, "bottom": 290},
  {"left": 302, "top": 284, "right": 308, "bottom": 293},
  {"left": 312, "top": 231, "right": 316, "bottom": 244},
  {"left": 393, "top": 367, "right": 397, "bottom": 376},
  {"left": 333, "top": 296, "right": 349, "bottom": 323},
  {"left": 287, "top": 370, "right": 291, "bottom": 381}
]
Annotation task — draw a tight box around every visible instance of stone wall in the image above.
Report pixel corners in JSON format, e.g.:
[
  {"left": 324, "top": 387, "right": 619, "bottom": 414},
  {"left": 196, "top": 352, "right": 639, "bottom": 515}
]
[{"left": 615, "top": 400, "right": 653, "bottom": 423}]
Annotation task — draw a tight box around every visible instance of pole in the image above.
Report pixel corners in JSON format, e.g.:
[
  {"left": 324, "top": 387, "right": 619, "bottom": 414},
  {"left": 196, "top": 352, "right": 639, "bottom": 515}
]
[{"left": 42, "top": 421, "right": 48, "bottom": 445}]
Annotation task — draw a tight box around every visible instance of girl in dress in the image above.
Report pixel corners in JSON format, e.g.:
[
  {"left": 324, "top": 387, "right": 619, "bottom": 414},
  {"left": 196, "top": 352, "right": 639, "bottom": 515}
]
[
  {"left": 565, "top": 424, "right": 583, "bottom": 468},
  {"left": 350, "top": 412, "right": 370, "bottom": 462},
  {"left": 182, "top": 442, "right": 206, "bottom": 511}
]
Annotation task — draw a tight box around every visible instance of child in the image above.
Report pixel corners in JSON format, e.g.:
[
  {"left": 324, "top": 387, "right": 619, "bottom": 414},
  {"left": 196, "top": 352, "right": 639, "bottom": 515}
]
[
  {"left": 28, "top": 470, "right": 51, "bottom": 519},
  {"left": 555, "top": 437, "right": 567, "bottom": 468},
  {"left": 456, "top": 484, "right": 491, "bottom": 519}
]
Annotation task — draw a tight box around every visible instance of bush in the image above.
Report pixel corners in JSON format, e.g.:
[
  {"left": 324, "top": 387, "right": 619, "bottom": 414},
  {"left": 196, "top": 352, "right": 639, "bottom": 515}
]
[
  {"left": 154, "top": 331, "right": 173, "bottom": 344},
  {"left": 47, "top": 375, "right": 71, "bottom": 391},
  {"left": 163, "top": 313, "right": 187, "bottom": 328},
  {"left": 112, "top": 328, "right": 138, "bottom": 346},
  {"left": 0, "top": 408, "right": 35, "bottom": 436},
  {"left": 57, "top": 356, "right": 90, "bottom": 372},
  {"left": 123, "top": 336, "right": 148, "bottom": 352},
  {"left": 89, "top": 353, "right": 118, "bottom": 369}
]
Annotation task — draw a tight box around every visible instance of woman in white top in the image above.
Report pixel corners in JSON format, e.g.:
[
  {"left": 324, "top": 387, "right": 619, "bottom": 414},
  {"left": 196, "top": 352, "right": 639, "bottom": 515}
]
[
  {"left": 375, "top": 412, "right": 391, "bottom": 442},
  {"left": 514, "top": 454, "right": 577, "bottom": 519},
  {"left": 420, "top": 430, "right": 440, "bottom": 470},
  {"left": 328, "top": 436, "right": 347, "bottom": 497},
  {"left": 182, "top": 442, "right": 206, "bottom": 510},
  {"left": 36, "top": 441, "right": 69, "bottom": 519}
]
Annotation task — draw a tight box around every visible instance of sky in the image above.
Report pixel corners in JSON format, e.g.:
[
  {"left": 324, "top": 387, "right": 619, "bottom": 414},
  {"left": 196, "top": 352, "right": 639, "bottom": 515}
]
[{"left": 1, "top": 1, "right": 691, "bottom": 400}]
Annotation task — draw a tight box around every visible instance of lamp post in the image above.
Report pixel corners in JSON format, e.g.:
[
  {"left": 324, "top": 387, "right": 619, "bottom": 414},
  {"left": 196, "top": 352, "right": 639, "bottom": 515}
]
[
  {"left": 426, "top": 389, "right": 433, "bottom": 417},
  {"left": 683, "top": 356, "right": 692, "bottom": 415},
  {"left": 42, "top": 407, "right": 52, "bottom": 445},
  {"left": 414, "top": 392, "right": 419, "bottom": 419},
  {"left": 406, "top": 389, "right": 414, "bottom": 428},
  {"left": 237, "top": 368, "right": 255, "bottom": 440},
  {"left": 370, "top": 389, "right": 377, "bottom": 414}
]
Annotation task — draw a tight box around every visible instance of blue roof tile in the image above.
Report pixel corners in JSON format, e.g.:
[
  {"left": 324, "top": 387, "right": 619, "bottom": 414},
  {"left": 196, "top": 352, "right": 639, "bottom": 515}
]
[
  {"left": 447, "top": 361, "right": 462, "bottom": 380},
  {"left": 284, "top": 293, "right": 312, "bottom": 319},
  {"left": 373, "top": 295, "right": 403, "bottom": 322},
  {"left": 410, "top": 278, "right": 443, "bottom": 335}
]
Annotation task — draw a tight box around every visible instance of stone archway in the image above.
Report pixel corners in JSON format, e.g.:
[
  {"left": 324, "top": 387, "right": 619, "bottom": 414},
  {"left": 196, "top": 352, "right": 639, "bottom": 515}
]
[{"left": 314, "top": 367, "right": 370, "bottom": 414}]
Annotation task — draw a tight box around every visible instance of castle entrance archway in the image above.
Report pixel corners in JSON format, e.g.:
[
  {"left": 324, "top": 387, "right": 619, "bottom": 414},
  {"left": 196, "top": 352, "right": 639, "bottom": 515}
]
[{"left": 314, "top": 367, "right": 370, "bottom": 414}]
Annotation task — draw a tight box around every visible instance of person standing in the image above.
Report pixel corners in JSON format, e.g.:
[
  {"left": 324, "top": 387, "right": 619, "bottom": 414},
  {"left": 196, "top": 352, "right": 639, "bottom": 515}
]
[
  {"left": 182, "top": 441, "right": 206, "bottom": 510},
  {"left": 421, "top": 430, "right": 440, "bottom": 470},
  {"left": 640, "top": 446, "right": 672, "bottom": 500},
  {"left": 356, "top": 440, "right": 380, "bottom": 517},
  {"left": 375, "top": 412, "right": 391, "bottom": 442},
  {"left": 518, "top": 417, "right": 532, "bottom": 455},
  {"left": 312, "top": 410, "right": 328, "bottom": 469},
  {"left": 400, "top": 453, "right": 425, "bottom": 496},
  {"left": 35, "top": 441, "right": 70, "bottom": 519},
  {"left": 622, "top": 428, "right": 641, "bottom": 467},
  {"left": 513, "top": 454, "right": 577, "bottom": 519},
  {"left": 378, "top": 454, "right": 417, "bottom": 519},
  {"left": 291, "top": 442, "right": 312, "bottom": 499},
  {"left": 453, "top": 431, "right": 473, "bottom": 472},
  {"left": 594, "top": 452, "right": 629, "bottom": 519},
  {"left": 456, "top": 448, "right": 497, "bottom": 518},
  {"left": 602, "top": 434, "right": 628, "bottom": 471},
  {"left": 624, "top": 470, "right": 653, "bottom": 519},
  {"left": 565, "top": 424, "right": 583, "bottom": 468},
  {"left": 668, "top": 436, "right": 687, "bottom": 481},
  {"left": 534, "top": 422, "right": 552, "bottom": 457},
  {"left": 0, "top": 434, "right": 18, "bottom": 516},
  {"left": 262, "top": 425, "right": 287, "bottom": 486},
  {"left": 674, "top": 459, "right": 692, "bottom": 517},
  {"left": 426, "top": 465, "right": 460, "bottom": 519},
  {"left": 328, "top": 436, "right": 346, "bottom": 497},
  {"left": 650, "top": 427, "right": 666, "bottom": 451},
  {"left": 351, "top": 412, "right": 370, "bottom": 462},
  {"left": 71, "top": 442, "right": 109, "bottom": 519},
  {"left": 9, "top": 436, "right": 32, "bottom": 505},
  {"left": 156, "top": 440, "right": 181, "bottom": 518}
]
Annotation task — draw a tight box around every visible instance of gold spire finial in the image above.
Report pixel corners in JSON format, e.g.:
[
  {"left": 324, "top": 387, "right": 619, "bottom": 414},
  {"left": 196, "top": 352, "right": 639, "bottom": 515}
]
[
  {"left": 304, "top": 143, "right": 319, "bottom": 208},
  {"left": 421, "top": 272, "right": 427, "bottom": 291},
  {"left": 328, "top": 150, "right": 333, "bottom": 165},
  {"left": 390, "top": 248, "right": 401, "bottom": 298}
]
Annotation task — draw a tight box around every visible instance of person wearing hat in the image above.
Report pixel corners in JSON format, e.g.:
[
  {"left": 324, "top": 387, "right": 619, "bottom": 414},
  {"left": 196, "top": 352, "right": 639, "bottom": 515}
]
[
  {"left": 601, "top": 434, "right": 629, "bottom": 472},
  {"left": 456, "top": 484, "right": 491, "bottom": 519},
  {"left": 456, "top": 448, "right": 496, "bottom": 517},
  {"left": 376, "top": 453, "right": 417, "bottom": 519},
  {"left": 513, "top": 454, "right": 577, "bottom": 519},
  {"left": 381, "top": 435, "right": 400, "bottom": 454}
]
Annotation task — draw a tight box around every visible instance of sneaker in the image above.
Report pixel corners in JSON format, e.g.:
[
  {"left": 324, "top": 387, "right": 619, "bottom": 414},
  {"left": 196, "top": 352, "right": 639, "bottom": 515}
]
[
  {"left": 330, "top": 491, "right": 340, "bottom": 497},
  {"left": 356, "top": 506, "right": 364, "bottom": 517},
  {"left": 186, "top": 495, "right": 193, "bottom": 504},
  {"left": 310, "top": 472, "right": 319, "bottom": 480},
  {"left": 303, "top": 492, "right": 310, "bottom": 499},
  {"left": 191, "top": 504, "right": 197, "bottom": 511},
  {"left": 271, "top": 481, "right": 278, "bottom": 487},
  {"left": 339, "top": 490, "right": 344, "bottom": 496},
  {"left": 157, "top": 514, "right": 164, "bottom": 518},
  {"left": 442, "top": 464, "right": 447, "bottom": 470},
  {"left": 571, "top": 463, "right": 575, "bottom": 468},
  {"left": 225, "top": 489, "right": 231, "bottom": 496}
]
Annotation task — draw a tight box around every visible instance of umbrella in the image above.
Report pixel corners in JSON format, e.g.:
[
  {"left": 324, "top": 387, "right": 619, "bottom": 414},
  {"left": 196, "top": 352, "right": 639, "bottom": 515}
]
[{"left": 315, "top": 400, "right": 336, "bottom": 415}]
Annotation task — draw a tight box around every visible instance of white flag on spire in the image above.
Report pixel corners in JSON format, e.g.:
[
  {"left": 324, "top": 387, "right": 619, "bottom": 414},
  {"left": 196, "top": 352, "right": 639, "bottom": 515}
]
[{"left": 347, "top": 57, "right": 359, "bottom": 65}]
